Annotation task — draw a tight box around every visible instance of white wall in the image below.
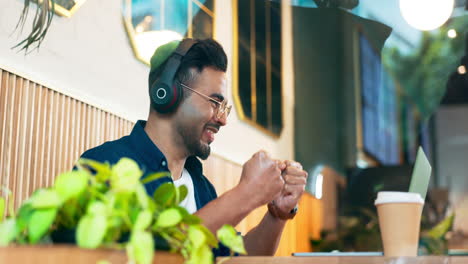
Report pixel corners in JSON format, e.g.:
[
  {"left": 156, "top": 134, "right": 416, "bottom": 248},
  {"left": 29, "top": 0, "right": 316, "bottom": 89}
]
[
  {"left": 0, "top": 0, "right": 295, "bottom": 165},
  {"left": 0, "top": 0, "right": 148, "bottom": 122}
]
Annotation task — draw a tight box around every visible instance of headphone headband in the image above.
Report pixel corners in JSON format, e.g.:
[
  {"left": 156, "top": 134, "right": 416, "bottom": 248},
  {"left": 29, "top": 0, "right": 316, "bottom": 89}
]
[{"left": 150, "top": 39, "right": 198, "bottom": 113}]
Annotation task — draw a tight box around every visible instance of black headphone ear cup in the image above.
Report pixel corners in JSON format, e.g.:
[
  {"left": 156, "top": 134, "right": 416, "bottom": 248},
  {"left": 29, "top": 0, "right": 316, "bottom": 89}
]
[
  {"left": 150, "top": 81, "right": 182, "bottom": 113},
  {"left": 149, "top": 39, "right": 197, "bottom": 113}
]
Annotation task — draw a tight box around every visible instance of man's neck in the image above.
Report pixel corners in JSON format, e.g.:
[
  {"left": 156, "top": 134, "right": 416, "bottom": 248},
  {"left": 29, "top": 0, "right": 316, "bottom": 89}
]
[{"left": 144, "top": 114, "right": 187, "bottom": 181}]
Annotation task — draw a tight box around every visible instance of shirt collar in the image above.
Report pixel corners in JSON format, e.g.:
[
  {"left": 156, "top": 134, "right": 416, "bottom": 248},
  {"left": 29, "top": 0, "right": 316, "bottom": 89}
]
[
  {"left": 129, "top": 120, "right": 167, "bottom": 172},
  {"left": 129, "top": 120, "right": 203, "bottom": 175}
]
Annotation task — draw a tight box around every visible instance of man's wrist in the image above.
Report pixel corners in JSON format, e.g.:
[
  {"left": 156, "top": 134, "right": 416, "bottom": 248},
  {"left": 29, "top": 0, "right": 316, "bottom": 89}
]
[
  {"left": 232, "top": 184, "right": 259, "bottom": 212},
  {"left": 267, "top": 201, "right": 298, "bottom": 220}
]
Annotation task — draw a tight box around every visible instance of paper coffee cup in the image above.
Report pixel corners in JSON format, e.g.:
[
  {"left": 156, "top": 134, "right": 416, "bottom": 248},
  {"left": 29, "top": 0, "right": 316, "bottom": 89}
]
[{"left": 375, "top": 191, "right": 424, "bottom": 257}]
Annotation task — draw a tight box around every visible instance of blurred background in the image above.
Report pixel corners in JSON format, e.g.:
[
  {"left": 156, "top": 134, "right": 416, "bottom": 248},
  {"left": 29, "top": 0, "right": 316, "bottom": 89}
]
[{"left": 0, "top": 0, "right": 467, "bottom": 256}]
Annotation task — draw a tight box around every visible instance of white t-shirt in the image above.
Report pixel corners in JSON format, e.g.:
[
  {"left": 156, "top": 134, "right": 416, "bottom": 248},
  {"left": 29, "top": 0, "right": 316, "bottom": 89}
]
[{"left": 173, "top": 168, "right": 197, "bottom": 214}]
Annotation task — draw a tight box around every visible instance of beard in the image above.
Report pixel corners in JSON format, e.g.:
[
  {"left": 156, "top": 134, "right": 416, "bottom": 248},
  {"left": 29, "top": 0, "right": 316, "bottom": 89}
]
[{"left": 175, "top": 121, "right": 211, "bottom": 160}]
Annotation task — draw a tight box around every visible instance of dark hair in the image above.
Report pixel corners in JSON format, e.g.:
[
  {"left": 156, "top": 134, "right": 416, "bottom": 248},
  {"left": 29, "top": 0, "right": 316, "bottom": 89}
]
[{"left": 148, "top": 38, "right": 228, "bottom": 96}]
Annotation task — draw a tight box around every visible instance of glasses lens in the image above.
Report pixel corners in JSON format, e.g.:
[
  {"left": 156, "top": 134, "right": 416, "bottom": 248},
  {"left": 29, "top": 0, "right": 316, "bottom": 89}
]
[
  {"left": 216, "top": 101, "right": 232, "bottom": 119},
  {"left": 217, "top": 101, "right": 225, "bottom": 119}
]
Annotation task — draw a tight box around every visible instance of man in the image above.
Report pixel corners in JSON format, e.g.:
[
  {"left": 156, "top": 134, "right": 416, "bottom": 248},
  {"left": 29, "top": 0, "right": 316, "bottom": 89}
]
[{"left": 80, "top": 38, "right": 308, "bottom": 256}]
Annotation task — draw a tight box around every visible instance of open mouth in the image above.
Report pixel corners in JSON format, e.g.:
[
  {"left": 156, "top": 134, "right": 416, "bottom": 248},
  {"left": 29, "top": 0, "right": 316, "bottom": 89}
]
[{"left": 202, "top": 125, "right": 219, "bottom": 144}]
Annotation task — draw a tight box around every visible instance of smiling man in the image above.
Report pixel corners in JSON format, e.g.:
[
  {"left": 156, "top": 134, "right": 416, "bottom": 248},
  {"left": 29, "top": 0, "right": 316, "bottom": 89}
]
[{"left": 80, "top": 38, "right": 308, "bottom": 256}]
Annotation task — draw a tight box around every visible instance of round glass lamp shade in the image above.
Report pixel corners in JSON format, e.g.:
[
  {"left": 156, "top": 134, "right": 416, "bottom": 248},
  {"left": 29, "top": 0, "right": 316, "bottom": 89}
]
[
  {"left": 399, "top": 0, "right": 454, "bottom": 31},
  {"left": 134, "top": 30, "right": 183, "bottom": 62}
]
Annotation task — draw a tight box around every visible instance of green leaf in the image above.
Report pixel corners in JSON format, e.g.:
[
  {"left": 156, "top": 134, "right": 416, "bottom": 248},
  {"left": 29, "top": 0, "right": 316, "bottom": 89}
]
[
  {"left": 188, "top": 244, "right": 213, "bottom": 264},
  {"left": 87, "top": 201, "right": 107, "bottom": 216},
  {"left": 217, "top": 225, "right": 246, "bottom": 254},
  {"left": 183, "top": 214, "right": 202, "bottom": 225},
  {"left": 127, "top": 231, "right": 154, "bottom": 264},
  {"left": 188, "top": 225, "right": 206, "bottom": 249},
  {"left": 77, "top": 214, "right": 107, "bottom": 249},
  {"left": 134, "top": 210, "right": 153, "bottom": 231},
  {"left": 153, "top": 183, "right": 176, "bottom": 206},
  {"left": 112, "top": 158, "right": 142, "bottom": 179},
  {"left": 140, "top": 172, "right": 171, "bottom": 185},
  {"left": 54, "top": 170, "right": 89, "bottom": 201},
  {"left": 0, "top": 197, "right": 5, "bottom": 220},
  {"left": 187, "top": 223, "right": 217, "bottom": 249},
  {"left": 28, "top": 208, "right": 57, "bottom": 243},
  {"left": 29, "top": 189, "right": 62, "bottom": 209},
  {"left": 110, "top": 158, "right": 142, "bottom": 192},
  {"left": 15, "top": 203, "right": 34, "bottom": 232},
  {"left": 77, "top": 158, "right": 112, "bottom": 182},
  {"left": 174, "top": 205, "right": 189, "bottom": 216},
  {"left": 172, "top": 206, "right": 201, "bottom": 225},
  {"left": 155, "top": 208, "right": 182, "bottom": 228},
  {"left": 107, "top": 215, "right": 123, "bottom": 229},
  {"left": 176, "top": 185, "right": 188, "bottom": 204},
  {"left": 136, "top": 184, "right": 149, "bottom": 209},
  {"left": 195, "top": 224, "right": 218, "bottom": 248},
  {"left": 428, "top": 214, "right": 455, "bottom": 239},
  {"left": 0, "top": 219, "right": 17, "bottom": 246}
]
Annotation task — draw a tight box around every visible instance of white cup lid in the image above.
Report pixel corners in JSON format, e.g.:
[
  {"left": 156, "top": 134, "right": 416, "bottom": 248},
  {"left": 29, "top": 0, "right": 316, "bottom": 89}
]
[{"left": 374, "top": 191, "right": 424, "bottom": 205}]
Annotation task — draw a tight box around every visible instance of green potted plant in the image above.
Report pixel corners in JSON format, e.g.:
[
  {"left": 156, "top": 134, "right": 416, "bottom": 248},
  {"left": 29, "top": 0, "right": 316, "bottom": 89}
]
[{"left": 0, "top": 158, "right": 245, "bottom": 264}]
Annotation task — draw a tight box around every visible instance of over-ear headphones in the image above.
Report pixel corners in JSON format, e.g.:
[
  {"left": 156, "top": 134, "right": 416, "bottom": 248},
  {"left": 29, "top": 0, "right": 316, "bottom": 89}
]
[{"left": 150, "top": 38, "right": 198, "bottom": 113}]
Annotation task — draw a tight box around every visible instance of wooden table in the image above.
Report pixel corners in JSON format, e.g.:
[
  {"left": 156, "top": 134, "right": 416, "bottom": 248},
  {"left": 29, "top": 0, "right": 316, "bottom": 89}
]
[
  {"left": 219, "top": 256, "right": 466, "bottom": 264},
  {"left": 2, "top": 246, "right": 467, "bottom": 264},
  {"left": 0, "top": 245, "right": 183, "bottom": 264}
]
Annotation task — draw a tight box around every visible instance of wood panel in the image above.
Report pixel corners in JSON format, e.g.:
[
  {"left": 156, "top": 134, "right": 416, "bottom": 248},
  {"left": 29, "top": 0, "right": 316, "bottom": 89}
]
[
  {"left": 0, "top": 69, "right": 133, "bottom": 210},
  {"left": 0, "top": 68, "right": 322, "bottom": 256}
]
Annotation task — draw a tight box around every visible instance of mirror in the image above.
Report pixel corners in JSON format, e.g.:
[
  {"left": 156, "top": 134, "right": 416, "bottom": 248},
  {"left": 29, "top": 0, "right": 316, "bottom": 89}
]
[
  {"left": 53, "top": 0, "right": 87, "bottom": 17},
  {"left": 122, "top": 0, "right": 215, "bottom": 65}
]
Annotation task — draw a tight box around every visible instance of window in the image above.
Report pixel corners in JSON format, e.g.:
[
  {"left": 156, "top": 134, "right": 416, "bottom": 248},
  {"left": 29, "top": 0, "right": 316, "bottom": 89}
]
[{"left": 233, "top": 0, "right": 283, "bottom": 137}]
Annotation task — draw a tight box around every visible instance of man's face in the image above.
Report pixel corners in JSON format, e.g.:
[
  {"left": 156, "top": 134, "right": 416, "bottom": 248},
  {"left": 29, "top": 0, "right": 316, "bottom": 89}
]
[{"left": 173, "top": 67, "right": 228, "bottom": 160}]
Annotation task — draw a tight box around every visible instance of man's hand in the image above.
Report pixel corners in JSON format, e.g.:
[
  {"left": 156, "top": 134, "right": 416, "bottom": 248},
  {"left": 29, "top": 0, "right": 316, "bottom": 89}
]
[
  {"left": 268, "top": 161, "right": 308, "bottom": 220},
  {"left": 238, "top": 151, "right": 286, "bottom": 208}
]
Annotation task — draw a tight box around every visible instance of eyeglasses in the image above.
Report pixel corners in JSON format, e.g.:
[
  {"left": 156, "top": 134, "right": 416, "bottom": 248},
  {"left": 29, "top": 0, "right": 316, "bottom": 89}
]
[{"left": 180, "top": 82, "right": 232, "bottom": 119}]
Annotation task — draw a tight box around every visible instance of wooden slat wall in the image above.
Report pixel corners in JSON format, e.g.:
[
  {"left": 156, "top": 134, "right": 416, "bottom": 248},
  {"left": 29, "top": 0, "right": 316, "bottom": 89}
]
[
  {"left": 0, "top": 68, "right": 322, "bottom": 256},
  {"left": 0, "top": 69, "right": 134, "bottom": 210}
]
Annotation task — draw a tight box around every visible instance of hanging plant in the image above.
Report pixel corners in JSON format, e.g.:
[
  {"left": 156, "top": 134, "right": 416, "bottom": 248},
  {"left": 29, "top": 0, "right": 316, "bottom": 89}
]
[{"left": 13, "top": 0, "right": 56, "bottom": 52}]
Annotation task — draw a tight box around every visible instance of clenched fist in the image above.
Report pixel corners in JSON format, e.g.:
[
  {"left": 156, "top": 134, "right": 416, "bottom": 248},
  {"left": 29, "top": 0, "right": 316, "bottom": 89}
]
[
  {"left": 268, "top": 160, "right": 308, "bottom": 220},
  {"left": 238, "top": 151, "right": 286, "bottom": 208}
]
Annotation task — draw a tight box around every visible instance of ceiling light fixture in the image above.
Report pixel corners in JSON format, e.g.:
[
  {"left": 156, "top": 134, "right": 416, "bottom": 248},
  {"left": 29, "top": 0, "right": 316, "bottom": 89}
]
[
  {"left": 400, "top": 0, "right": 454, "bottom": 31},
  {"left": 448, "top": 29, "right": 458, "bottom": 38}
]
